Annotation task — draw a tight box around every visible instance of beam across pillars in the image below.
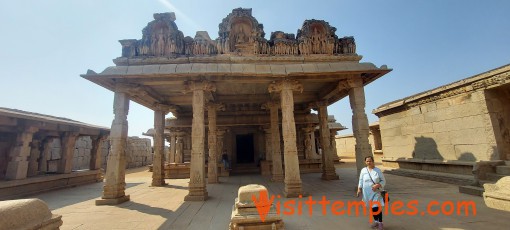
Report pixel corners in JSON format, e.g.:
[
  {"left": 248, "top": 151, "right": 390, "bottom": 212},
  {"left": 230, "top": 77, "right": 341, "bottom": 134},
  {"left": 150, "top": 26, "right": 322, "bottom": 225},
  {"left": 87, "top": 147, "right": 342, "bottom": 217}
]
[
  {"left": 184, "top": 81, "right": 215, "bottom": 201},
  {"left": 5, "top": 126, "right": 39, "bottom": 180},
  {"left": 343, "top": 78, "right": 374, "bottom": 176},
  {"left": 315, "top": 101, "right": 339, "bottom": 180},
  {"left": 262, "top": 101, "right": 284, "bottom": 182},
  {"left": 96, "top": 91, "right": 130, "bottom": 205},
  {"left": 269, "top": 80, "right": 303, "bottom": 198},
  {"left": 207, "top": 103, "right": 224, "bottom": 184}
]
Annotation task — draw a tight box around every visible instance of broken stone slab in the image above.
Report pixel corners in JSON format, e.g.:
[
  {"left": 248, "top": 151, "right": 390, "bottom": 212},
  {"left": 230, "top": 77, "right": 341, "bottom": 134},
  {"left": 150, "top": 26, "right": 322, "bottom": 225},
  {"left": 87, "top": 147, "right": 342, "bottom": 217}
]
[
  {"left": 230, "top": 184, "right": 284, "bottom": 230},
  {"left": 483, "top": 176, "right": 510, "bottom": 212},
  {"left": 0, "top": 198, "right": 63, "bottom": 230}
]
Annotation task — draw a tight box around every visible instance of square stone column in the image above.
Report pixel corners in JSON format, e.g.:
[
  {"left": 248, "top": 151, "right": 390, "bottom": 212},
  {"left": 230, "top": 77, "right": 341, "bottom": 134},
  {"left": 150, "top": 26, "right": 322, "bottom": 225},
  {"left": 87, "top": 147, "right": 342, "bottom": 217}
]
[
  {"left": 96, "top": 91, "right": 130, "bottom": 205},
  {"left": 303, "top": 126, "right": 318, "bottom": 160},
  {"left": 175, "top": 133, "right": 184, "bottom": 163},
  {"left": 57, "top": 132, "right": 80, "bottom": 174},
  {"left": 262, "top": 126, "right": 272, "bottom": 162},
  {"left": 344, "top": 78, "right": 373, "bottom": 175},
  {"left": 152, "top": 106, "right": 168, "bottom": 187},
  {"left": 207, "top": 103, "right": 224, "bottom": 184},
  {"left": 27, "top": 139, "right": 41, "bottom": 177},
  {"left": 216, "top": 128, "right": 227, "bottom": 163},
  {"left": 90, "top": 135, "right": 107, "bottom": 170},
  {"left": 184, "top": 81, "right": 215, "bottom": 201},
  {"left": 168, "top": 133, "right": 176, "bottom": 163},
  {"left": 269, "top": 80, "right": 303, "bottom": 197},
  {"left": 330, "top": 130, "right": 340, "bottom": 162},
  {"left": 262, "top": 101, "right": 284, "bottom": 182},
  {"left": 316, "top": 102, "right": 339, "bottom": 180},
  {"left": 5, "top": 126, "right": 38, "bottom": 180},
  {"left": 39, "top": 137, "right": 54, "bottom": 173}
]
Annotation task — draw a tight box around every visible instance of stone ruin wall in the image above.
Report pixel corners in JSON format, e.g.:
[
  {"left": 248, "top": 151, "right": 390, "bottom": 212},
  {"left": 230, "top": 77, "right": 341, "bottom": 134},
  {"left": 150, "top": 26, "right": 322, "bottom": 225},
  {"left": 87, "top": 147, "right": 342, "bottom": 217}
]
[
  {"left": 37, "top": 136, "right": 153, "bottom": 171},
  {"left": 379, "top": 89, "right": 499, "bottom": 162},
  {"left": 117, "top": 137, "right": 153, "bottom": 169},
  {"left": 336, "top": 133, "right": 376, "bottom": 160}
]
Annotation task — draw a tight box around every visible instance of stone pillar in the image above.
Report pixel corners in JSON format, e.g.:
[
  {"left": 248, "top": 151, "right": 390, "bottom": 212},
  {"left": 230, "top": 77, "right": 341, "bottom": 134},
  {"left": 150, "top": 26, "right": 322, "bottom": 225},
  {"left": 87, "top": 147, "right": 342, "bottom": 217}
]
[
  {"left": 6, "top": 127, "right": 39, "bottom": 180},
  {"left": 168, "top": 133, "right": 176, "bottom": 163},
  {"left": 90, "top": 135, "right": 107, "bottom": 170},
  {"left": 27, "top": 139, "right": 41, "bottom": 177},
  {"left": 317, "top": 102, "right": 339, "bottom": 180},
  {"left": 175, "top": 134, "right": 184, "bottom": 163},
  {"left": 216, "top": 128, "right": 227, "bottom": 163},
  {"left": 96, "top": 91, "right": 130, "bottom": 205},
  {"left": 345, "top": 78, "right": 373, "bottom": 176},
  {"left": 303, "top": 126, "right": 315, "bottom": 160},
  {"left": 184, "top": 81, "right": 215, "bottom": 201},
  {"left": 330, "top": 130, "right": 340, "bottom": 162},
  {"left": 263, "top": 126, "right": 272, "bottom": 161},
  {"left": 207, "top": 103, "right": 224, "bottom": 184},
  {"left": 39, "top": 137, "right": 54, "bottom": 173},
  {"left": 57, "top": 132, "right": 79, "bottom": 174},
  {"left": 263, "top": 101, "right": 284, "bottom": 182},
  {"left": 269, "top": 80, "right": 303, "bottom": 197},
  {"left": 152, "top": 107, "right": 167, "bottom": 186}
]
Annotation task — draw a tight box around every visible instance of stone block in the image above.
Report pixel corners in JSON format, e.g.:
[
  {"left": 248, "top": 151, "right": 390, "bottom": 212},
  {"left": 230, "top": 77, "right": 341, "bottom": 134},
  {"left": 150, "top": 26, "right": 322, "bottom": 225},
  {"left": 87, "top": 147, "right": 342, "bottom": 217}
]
[
  {"left": 0, "top": 198, "right": 62, "bottom": 230},
  {"left": 175, "top": 64, "right": 191, "bottom": 73},
  {"left": 483, "top": 176, "right": 510, "bottom": 211},
  {"left": 126, "top": 66, "right": 144, "bottom": 75},
  {"left": 142, "top": 65, "right": 160, "bottom": 74},
  {"left": 270, "top": 65, "right": 286, "bottom": 75}
]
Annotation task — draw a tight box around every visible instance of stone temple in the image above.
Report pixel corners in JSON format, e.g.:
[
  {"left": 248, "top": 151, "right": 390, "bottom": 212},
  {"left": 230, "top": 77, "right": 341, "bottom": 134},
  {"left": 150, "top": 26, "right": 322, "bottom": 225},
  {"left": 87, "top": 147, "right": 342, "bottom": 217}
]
[{"left": 82, "top": 8, "right": 390, "bottom": 203}]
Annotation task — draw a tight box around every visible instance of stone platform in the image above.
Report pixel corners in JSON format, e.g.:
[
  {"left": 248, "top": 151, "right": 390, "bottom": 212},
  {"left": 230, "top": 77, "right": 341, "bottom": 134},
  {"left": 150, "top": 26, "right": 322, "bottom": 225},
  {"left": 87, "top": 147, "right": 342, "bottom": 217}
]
[{"left": 26, "top": 161, "right": 510, "bottom": 230}]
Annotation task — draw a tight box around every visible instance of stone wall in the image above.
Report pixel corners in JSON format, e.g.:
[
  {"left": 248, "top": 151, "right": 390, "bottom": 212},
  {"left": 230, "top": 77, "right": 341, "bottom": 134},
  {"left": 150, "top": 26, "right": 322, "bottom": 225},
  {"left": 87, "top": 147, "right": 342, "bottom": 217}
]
[
  {"left": 379, "top": 90, "right": 498, "bottom": 162},
  {"left": 101, "top": 137, "right": 153, "bottom": 169},
  {"left": 335, "top": 133, "right": 376, "bottom": 159}
]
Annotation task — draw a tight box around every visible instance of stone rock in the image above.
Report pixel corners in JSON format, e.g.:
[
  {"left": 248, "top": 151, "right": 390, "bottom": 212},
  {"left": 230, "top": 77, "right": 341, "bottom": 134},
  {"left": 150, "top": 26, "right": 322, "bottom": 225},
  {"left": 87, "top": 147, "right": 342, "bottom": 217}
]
[
  {"left": 0, "top": 198, "right": 63, "bottom": 230},
  {"left": 483, "top": 176, "right": 510, "bottom": 211},
  {"left": 230, "top": 184, "right": 283, "bottom": 230}
]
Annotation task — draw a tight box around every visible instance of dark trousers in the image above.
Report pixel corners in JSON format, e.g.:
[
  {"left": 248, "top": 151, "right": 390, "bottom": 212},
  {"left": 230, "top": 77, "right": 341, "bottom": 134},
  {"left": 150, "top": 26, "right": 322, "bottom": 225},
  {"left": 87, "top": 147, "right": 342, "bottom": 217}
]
[{"left": 372, "top": 207, "right": 383, "bottom": 222}]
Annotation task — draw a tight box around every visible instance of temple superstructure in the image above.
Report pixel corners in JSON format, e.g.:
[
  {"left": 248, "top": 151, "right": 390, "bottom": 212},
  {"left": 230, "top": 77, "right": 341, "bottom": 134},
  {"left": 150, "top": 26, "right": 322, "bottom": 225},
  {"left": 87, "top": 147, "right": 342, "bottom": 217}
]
[{"left": 82, "top": 8, "right": 391, "bottom": 203}]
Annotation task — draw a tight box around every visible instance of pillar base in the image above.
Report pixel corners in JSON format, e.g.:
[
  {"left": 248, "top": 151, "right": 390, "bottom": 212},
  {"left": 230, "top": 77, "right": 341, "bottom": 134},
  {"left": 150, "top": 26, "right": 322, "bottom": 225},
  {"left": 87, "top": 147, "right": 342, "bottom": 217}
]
[
  {"left": 284, "top": 182, "right": 303, "bottom": 198},
  {"left": 185, "top": 185, "right": 208, "bottom": 201},
  {"left": 151, "top": 180, "right": 167, "bottom": 187},
  {"left": 184, "top": 193, "right": 208, "bottom": 201},
  {"left": 321, "top": 172, "right": 339, "bottom": 180},
  {"left": 271, "top": 174, "right": 284, "bottom": 182},
  {"left": 95, "top": 195, "right": 130, "bottom": 206},
  {"left": 208, "top": 177, "right": 219, "bottom": 184}
]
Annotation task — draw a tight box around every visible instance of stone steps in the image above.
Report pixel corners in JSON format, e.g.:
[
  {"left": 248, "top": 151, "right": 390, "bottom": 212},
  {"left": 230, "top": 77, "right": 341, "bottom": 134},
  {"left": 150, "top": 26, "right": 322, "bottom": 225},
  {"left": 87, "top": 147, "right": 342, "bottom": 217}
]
[
  {"left": 384, "top": 168, "right": 475, "bottom": 185},
  {"left": 458, "top": 185, "right": 484, "bottom": 197},
  {"left": 496, "top": 165, "right": 510, "bottom": 175},
  {"left": 486, "top": 172, "right": 506, "bottom": 181}
]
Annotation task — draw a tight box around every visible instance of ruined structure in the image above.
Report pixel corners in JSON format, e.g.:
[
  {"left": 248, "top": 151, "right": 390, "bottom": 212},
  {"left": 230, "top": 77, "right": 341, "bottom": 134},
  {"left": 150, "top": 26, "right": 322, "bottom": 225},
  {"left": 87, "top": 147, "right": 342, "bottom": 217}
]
[
  {"left": 374, "top": 64, "right": 510, "bottom": 186},
  {"left": 0, "top": 107, "right": 109, "bottom": 200},
  {"left": 82, "top": 8, "right": 390, "bottom": 203}
]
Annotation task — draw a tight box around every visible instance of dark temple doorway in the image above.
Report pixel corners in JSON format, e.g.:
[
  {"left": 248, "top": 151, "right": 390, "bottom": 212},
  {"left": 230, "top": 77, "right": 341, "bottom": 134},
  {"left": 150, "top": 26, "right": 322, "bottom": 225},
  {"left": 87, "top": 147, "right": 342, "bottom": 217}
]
[{"left": 236, "top": 134, "right": 254, "bottom": 163}]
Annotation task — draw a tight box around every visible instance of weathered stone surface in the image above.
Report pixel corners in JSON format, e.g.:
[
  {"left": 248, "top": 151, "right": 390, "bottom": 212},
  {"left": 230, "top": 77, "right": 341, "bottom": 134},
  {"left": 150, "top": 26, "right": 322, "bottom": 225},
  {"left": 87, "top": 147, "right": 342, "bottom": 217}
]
[
  {"left": 0, "top": 198, "right": 62, "bottom": 230},
  {"left": 483, "top": 176, "right": 510, "bottom": 211}
]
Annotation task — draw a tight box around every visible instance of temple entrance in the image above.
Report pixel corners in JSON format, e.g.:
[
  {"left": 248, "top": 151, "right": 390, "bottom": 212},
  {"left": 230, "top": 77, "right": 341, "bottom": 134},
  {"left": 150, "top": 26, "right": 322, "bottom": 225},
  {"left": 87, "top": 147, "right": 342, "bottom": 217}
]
[{"left": 236, "top": 134, "right": 254, "bottom": 164}]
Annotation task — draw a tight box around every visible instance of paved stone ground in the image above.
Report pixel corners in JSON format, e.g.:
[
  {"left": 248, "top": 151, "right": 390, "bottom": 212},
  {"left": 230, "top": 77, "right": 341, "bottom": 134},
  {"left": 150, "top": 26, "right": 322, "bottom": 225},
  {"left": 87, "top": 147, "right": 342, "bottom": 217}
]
[{"left": 31, "top": 159, "right": 508, "bottom": 230}]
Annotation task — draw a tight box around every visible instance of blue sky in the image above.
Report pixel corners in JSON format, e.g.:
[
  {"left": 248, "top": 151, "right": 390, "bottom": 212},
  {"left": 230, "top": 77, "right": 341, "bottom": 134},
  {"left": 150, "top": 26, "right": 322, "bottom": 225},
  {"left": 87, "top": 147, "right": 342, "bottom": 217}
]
[{"left": 1, "top": 0, "right": 509, "bottom": 137}]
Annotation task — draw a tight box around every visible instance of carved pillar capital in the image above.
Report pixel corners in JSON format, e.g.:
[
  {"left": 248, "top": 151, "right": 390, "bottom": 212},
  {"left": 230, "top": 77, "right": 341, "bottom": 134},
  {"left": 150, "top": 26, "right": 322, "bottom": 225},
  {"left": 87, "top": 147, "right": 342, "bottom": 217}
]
[
  {"left": 309, "top": 100, "right": 329, "bottom": 110},
  {"left": 153, "top": 103, "right": 178, "bottom": 114},
  {"left": 268, "top": 80, "right": 303, "bottom": 93},
  {"left": 206, "top": 103, "right": 225, "bottom": 111},
  {"left": 339, "top": 78, "right": 363, "bottom": 90},
  {"left": 182, "top": 81, "right": 216, "bottom": 94},
  {"left": 261, "top": 101, "right": 280, "bottom": 110}
]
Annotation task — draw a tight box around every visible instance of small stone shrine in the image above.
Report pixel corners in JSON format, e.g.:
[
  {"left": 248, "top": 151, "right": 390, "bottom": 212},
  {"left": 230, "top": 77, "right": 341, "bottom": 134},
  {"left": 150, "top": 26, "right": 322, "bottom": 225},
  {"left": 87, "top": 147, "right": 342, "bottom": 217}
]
[{"left": 230, "top": 184, "right": 283, "bottom": 230}]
